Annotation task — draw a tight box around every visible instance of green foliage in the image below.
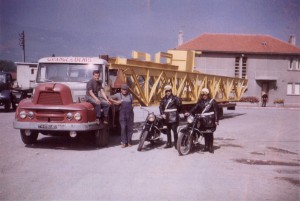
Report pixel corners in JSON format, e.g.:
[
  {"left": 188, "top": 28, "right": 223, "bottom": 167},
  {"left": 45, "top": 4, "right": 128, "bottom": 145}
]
[{"left": 0, "top": 60, "right": 17, "bottom": 72}]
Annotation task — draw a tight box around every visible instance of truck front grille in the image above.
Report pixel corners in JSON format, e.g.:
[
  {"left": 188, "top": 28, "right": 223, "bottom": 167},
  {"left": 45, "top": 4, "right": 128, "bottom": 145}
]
[
  {"left": 36, "top": 116, "right": 64, "bottom": 122},
  {"left": 36, "top": 111, "right": 65, "bottom": 122},
  {"left": 38, "top": 92, "right": 63, "bottom": 105}
]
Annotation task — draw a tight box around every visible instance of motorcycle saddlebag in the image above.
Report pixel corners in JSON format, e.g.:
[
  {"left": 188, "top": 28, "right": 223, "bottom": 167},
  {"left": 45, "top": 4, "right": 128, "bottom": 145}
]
[
  {"left": 165, "top": 109, "right": 178, "bottom": 124},
  {"left": 201, "top": 112, "right": 215, "bottom": 128}
]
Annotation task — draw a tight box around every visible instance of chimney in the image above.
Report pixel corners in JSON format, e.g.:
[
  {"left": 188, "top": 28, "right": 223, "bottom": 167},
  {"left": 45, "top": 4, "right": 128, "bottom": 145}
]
[
  {"left": 288, "top": 35, "right": 296, "bottom": 45},
  {"left": 178, "top": 30, "right": 183, "bottom": 46}
]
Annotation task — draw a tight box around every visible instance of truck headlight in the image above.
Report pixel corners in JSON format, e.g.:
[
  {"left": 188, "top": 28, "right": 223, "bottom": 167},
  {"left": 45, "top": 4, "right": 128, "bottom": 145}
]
[
  {"left": 74, "top": 113, "right": 82, "bottom": 121},
  {"left": 19, "top": 111, "right": 27, "bottom": 119},
  {"left": 66, "top": 112, "right": 73, "bottom": 120},
  {"left": 27, "top": 111, "right": 34, "bottom": 119}
]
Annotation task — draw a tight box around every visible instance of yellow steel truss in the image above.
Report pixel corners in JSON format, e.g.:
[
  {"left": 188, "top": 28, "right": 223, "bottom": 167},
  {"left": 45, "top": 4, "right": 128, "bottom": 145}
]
[{"left": 109, "top": 57, "right": 247, "bottom": 106}]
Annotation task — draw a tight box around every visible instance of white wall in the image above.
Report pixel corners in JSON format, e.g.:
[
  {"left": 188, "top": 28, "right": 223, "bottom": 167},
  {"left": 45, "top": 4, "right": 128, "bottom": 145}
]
[
  {"left": 16, "top": 64, "right": 38, "bottom": 89},
  {"left": 194, "top": 53, "right": 300, "bottom": 106}
]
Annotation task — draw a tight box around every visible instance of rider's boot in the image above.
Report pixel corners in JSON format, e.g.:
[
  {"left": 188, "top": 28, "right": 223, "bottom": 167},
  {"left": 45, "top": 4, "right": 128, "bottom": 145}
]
[
  {"left": 174, "top": 133, "right": 178, "bottom": 150},
  {"left": 208, "top": 134, "right": 214, "bottom": 154},
  {"left": 164, "top": 132, "right": 172, "bottom": 148},
  {"left": 202, "top": 136, "right": 209, "bottom": 152}
]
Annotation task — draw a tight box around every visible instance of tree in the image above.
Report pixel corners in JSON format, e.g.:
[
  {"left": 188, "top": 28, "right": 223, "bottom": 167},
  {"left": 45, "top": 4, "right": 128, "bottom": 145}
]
[{"left": 0, "top": 60, "right": 17, "bottom": 72}]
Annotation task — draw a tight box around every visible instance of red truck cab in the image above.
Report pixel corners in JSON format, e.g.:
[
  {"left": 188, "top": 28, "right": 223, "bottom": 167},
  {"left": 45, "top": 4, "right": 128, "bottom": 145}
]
[{"left": 13, "top": 57, "right": 110, "bottom": 147}]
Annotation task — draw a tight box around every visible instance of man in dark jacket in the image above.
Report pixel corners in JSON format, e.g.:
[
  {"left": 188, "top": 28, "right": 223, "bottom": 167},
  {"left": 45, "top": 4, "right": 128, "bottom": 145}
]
[
  {"left": 261, "top": 93, "right": 268, "bottom": 107},
  {"left": 159, "top": 85, "right": 182, "bottom": 149},
  {"left": 185, "top": 88, "right": 219, "bottom": 153}
]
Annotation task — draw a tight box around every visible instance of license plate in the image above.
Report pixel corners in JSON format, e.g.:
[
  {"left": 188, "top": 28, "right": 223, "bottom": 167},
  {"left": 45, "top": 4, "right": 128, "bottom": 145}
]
[{"left": 38, "top": 124, "right": 58, "bottom": 129}]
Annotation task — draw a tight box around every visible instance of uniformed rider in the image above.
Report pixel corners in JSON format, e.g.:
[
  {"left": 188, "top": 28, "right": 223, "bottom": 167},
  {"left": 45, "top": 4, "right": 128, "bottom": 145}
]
[
  {"left": 159, "top": 85, "right": 182, "bottom": 149},
  {"left": 185, "top": 88, "right": 219, "bottom": 153}
]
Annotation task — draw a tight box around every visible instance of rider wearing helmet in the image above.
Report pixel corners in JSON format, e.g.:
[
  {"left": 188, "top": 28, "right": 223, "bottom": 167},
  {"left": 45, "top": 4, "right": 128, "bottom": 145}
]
[
  {"left": 185, "top": 88, "right": 219, "bottom": 153},
  {"left": 159, "top": 85, "right": 182, "bottom": 149}
]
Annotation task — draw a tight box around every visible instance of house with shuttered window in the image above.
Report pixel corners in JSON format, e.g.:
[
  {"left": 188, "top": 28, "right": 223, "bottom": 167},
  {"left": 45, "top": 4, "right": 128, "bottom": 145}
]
[{"left": 174, "top": 33, "right": 300, "bottom": 107}]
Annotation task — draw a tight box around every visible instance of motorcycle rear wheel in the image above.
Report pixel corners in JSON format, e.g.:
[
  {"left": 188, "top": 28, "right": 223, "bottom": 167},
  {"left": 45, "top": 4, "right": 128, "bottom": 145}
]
[
  {"left": 137, "top": 130, "right": 149, "bottom": 151},
  {"left": 177, "top": 131, "right": 193, "bottom": 155}
]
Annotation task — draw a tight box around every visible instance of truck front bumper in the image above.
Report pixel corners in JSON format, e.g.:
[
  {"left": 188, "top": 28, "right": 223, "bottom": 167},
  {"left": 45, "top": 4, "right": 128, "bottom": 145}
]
[{"left": 13, "top": 121, "right": 102, "bottom": 131}]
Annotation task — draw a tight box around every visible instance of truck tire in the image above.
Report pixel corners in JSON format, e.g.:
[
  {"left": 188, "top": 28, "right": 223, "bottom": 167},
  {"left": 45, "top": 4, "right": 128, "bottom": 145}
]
[
  {"left": 20, "top": 130, "right": 39, "bottom": 145},
  {"left": 94, "top": 126, "right": 109, "bottom": 148},
  {"left": 4, "top": 101, "right": 11, "bottom": 112}
]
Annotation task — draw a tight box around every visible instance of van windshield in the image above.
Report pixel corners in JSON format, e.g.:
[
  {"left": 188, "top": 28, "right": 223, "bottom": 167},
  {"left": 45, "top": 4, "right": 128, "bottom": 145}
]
[{"left": 36, "top": 63, "right": 102, "bottom": 83}]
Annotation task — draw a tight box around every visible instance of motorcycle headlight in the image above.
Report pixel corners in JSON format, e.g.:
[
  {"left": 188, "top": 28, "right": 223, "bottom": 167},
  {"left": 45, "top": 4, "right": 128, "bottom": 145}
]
[
  {"left": 187, "top": 115, "right": 194, "bottom": 124},
  {"left": 19, "top": 111, "right": 27, "bottom": 119},
  {"left": 147, "top": 114, "right": 155, "bottom": 122},
  {"left": 74, "top": 113, "right": 82, "bottom": 121}
]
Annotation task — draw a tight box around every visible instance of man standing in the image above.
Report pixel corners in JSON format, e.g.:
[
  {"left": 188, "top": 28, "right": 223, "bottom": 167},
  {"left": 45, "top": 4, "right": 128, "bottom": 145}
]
[
  {"left": 86, "top": 70, "right": 110, "bottom": 124},
  {"left": 262, "top": 93, "right": 268, "bottom": 107},
  {"left": 159, "top": 85, "right": 182, "bottom": 149},
  {"left": 109, "top": 84, "right": 134, "bottom": 148}
]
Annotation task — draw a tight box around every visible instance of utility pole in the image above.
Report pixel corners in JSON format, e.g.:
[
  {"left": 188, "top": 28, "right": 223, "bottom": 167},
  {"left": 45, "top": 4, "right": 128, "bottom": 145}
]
[{"left": 19, "top": 31, "right": 25, "bottom": 62}]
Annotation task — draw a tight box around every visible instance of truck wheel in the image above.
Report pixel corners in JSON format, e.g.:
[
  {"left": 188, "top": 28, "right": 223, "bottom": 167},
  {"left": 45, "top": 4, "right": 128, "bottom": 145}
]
[
  {"left": 102, "top": 124, "right": 110, "bottom": 146},
  {"left": 20, "top": 130, "right": 39, "bottom": 145},
  {"left": 12, "top": 98, "right": 17, "bottom": 110},
  {"left": 94, "top": 126, "right": 109, "bottom": 148},
  {"left": 4, "top": 101, "right": 11, "bottom": 112}
]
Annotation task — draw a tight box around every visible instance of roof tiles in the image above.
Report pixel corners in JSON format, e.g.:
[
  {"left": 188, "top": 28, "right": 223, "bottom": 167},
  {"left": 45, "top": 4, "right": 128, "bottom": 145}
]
[{"left": 176, "top": 33, "right": 300, "bottom": 55}]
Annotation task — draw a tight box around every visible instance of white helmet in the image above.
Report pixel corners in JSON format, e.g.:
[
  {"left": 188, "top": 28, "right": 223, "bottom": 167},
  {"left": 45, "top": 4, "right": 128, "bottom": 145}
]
[
  {"left": 164, "top": 85, "right": 172, "bottom": 91},
  {"left": 201, "top": 88, "right": 209, "bottom": 95}
]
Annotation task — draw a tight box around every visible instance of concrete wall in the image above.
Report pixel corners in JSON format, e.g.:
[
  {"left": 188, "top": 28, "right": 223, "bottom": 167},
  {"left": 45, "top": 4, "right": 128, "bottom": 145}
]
[{"left": 194, "top": 53, "right": 235, "bottom": 76}]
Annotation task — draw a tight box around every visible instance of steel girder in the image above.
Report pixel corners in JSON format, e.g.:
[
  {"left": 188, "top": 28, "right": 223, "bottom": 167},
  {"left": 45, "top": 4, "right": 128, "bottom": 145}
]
[{"left": 110, "top": 57, "right": 248, "bottom": 106}]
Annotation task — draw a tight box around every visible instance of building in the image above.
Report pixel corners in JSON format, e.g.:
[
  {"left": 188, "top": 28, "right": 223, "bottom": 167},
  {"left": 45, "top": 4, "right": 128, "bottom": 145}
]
[
  {"left": 172, "top": 33, "right": 300, "bottom": 107},
  {"left": 15, "top": 62, "right": 38, "bottom": 89}
]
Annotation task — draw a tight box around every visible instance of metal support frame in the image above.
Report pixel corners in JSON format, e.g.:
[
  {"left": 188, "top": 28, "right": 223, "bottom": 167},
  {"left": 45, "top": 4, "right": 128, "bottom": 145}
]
[{"left": 110, "top": 57, "right": 248, "bottom": 106}]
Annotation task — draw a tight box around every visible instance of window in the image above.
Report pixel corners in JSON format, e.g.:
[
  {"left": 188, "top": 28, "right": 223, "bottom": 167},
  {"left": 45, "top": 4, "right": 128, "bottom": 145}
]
[
  {"left": 288, "top": 59, "right": 298, "bottom": 70},
  {"left": 234, "top": 56, "right": 247, "bottom": 78},
  {"left": 234, "top": 57, "right": 240, "bottom": 77},
  {"left": 287, "top": 83, "right": 300, "bottom": 95},
  {"left": 31, "top": 69, "right": 34, "bottom": 75},
  {"left": 241, "top": 57, "right": 247, "bottom": 79},
  {"left": 288, "top": 59, "right": 293, "bottom": 70},
  {"left": 287, "top": 83, "right": 293, "bottom": 95},
  {"left": 295, "top": 83, "right": 300, "bottom": 95},
  {"left": 296, "top": 60, "right": 300, "bottom": 70}
]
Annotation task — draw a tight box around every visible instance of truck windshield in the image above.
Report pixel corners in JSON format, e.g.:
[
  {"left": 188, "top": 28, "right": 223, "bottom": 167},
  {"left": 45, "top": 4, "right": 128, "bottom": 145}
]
[{"left": 36, "top": 63, "right": 102, "bottom": 83}]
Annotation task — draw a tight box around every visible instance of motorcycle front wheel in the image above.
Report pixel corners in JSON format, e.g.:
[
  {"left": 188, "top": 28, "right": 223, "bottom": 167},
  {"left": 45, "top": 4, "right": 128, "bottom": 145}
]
[
  {"left": 137, "top": 130, "right": 149, "bottom": 151},
  {"left": 177, "top": 131, "right": 193, "bottom": 155}
]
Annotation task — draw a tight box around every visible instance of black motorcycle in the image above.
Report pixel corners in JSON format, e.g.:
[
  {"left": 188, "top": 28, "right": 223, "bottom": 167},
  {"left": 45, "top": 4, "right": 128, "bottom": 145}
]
[
  {"left": 137, "top": 108, "right": 167, "bottom": 151},
  {"left": 177, "top": 112, "right": 216, "bottom": 155}
]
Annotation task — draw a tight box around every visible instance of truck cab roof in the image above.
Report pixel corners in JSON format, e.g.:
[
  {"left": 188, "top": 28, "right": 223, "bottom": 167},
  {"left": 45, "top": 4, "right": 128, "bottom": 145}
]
[{"left": 38, "top": 57, "right": 108, "bottom": 65}]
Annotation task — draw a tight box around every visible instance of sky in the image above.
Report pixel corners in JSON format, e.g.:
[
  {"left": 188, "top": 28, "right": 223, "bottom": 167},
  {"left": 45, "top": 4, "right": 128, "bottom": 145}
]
[{"left": 0, "top": 0, "right": 299, "bottom": 63}]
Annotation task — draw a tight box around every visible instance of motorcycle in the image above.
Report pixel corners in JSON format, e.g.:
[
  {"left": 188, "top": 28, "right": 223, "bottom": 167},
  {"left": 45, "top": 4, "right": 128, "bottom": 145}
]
[
  {"left": 177, "top": 112, "right": 216, "bottom": 155},
  {"left": 137, "top": 107, "right": 167, "bottom": 151}
]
